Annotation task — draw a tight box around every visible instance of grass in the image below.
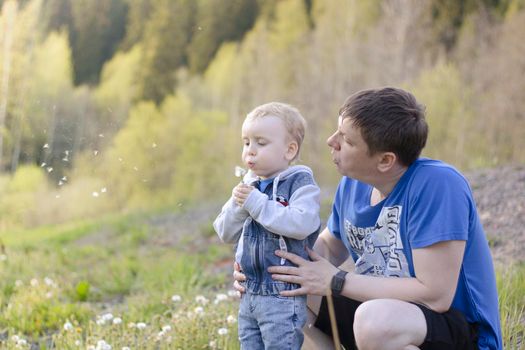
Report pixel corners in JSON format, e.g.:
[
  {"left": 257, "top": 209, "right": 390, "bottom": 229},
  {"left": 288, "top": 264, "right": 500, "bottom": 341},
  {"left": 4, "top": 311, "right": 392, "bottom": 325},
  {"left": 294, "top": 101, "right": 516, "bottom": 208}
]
[{"left": 0, "top": 210, "right": 523, "bottom": 349}]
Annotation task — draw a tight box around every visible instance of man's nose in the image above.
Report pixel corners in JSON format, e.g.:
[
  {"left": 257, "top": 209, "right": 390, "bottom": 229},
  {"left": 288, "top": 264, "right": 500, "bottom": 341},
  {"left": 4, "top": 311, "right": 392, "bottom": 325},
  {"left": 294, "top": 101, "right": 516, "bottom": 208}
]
[{"left": 327, "top": 133, "right": 339, "bottom": 150}]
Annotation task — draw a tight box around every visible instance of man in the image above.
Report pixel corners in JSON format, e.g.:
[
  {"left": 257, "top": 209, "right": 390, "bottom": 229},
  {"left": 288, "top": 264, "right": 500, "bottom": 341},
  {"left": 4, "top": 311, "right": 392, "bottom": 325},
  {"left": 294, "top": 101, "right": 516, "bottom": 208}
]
[{"left": 234, "top": 87, "right": 502, "bottom": 349}]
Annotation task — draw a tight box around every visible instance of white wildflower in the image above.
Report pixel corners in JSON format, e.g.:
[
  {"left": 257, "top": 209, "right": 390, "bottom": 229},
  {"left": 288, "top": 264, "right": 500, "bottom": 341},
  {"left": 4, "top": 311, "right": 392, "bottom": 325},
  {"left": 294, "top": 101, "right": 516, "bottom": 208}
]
[
  {"left": 102, "top": 313, "right": 114, "bottom": 321},
  {"left": 214, "top": 293, "right": 228, "bottom": 304},
  {"left": 227, "top": 289, "right": 240, "bottom": 298},
  {"left": 96, "top": 340, "right": 112, "bottom": 350},
  {"left": 195, "top": 295, "right": 209, "bottom": 305}
]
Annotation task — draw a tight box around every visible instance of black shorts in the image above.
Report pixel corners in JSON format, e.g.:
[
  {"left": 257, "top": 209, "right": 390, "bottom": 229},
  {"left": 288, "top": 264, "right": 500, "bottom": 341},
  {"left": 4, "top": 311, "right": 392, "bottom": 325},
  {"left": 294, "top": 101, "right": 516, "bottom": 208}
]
[{"left": 314, "top": 296, "right": 478, "bottom": 350}]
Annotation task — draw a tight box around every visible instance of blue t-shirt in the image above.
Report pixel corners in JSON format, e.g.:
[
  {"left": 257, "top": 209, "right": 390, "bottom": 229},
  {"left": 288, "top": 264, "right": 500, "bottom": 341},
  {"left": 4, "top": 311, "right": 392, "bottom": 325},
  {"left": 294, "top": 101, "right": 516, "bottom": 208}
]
[{"left": 327, "top": 158, "right": 502, "bottom": 350}]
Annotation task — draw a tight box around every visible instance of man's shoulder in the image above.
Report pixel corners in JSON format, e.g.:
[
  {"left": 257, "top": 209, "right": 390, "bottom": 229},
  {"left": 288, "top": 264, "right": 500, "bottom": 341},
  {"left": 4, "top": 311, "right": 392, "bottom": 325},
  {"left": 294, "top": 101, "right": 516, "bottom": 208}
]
[{"left": 410, "top": 158, "right": 467, "bottom": 183}]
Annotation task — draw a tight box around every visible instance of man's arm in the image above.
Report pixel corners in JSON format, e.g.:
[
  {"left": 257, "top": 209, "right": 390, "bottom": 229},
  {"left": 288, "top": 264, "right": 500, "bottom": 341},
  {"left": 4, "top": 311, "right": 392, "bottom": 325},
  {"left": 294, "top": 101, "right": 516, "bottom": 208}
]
[
  {"left": 269, "top": 239, "right": 465, "bottom": 313},
  {"left": 313, "top": 228, "right": 350, "bottom": 267}
]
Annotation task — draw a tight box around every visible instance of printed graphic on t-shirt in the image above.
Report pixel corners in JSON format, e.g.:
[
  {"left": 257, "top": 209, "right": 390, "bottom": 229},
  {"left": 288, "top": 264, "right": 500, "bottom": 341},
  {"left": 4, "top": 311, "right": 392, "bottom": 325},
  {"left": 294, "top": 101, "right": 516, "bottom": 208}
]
[{"left": 344, "top": 205, "right": 410, "bottom": 277}]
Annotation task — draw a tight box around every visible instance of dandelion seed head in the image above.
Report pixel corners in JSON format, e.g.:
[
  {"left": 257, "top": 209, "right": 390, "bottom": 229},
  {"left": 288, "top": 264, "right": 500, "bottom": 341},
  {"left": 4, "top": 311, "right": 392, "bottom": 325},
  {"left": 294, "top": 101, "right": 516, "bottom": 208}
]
[
  {"left": 101, "top": 187, "right": 107, "bottom": 193},
  {"left": 92, "top": 192, "right": 99, "bottom": 197},
  {"left": 112, "top": 317, "right": 122, "bottom": 325},
  {"left": 15, "top": 280, "right": 23, "bottom": 287},
  {"left": 0, "top": 254, "right": 7, "bottom": 261},
  {"left": 30, "top": 278, "right": 39, "bottom": 287},
  {"left": 75, "top": 340, "right": 81, "bottom": 346},
  {"left": 227, "top": 315, "right": 237, "bottom": 324},
  {"left": 209, "top": 340, "right": 217, "bottom": 349},
  {"left": 217, "top": 328, "right": 228, "bottom": 336},
  {"left": 161, "top": 325, "right": 171, "bottom": 332},
  {"left": 235, "top": 166, "right": 247, "bottom": 178},
  {"left": 64, "top": 322, "right": 74, "bottom": 331},
  {"left": 171, "top": 294, "right": 181, "bottom": 302},
  {"left": 194, "top": 306, "right": 204, "bottom": 315},
  {"left": 136, "top": 322, "right": 147, "bottom": 330}
]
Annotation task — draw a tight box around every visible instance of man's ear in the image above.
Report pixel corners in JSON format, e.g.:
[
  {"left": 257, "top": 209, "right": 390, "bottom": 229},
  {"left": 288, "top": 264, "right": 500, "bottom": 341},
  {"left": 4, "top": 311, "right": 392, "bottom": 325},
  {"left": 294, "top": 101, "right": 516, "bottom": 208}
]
[
  {"left": 377, "top": 152, "right": 397, "bottom": 172},
  {"left": 285, "top": 141, "right": 299, "bottom": 161}
]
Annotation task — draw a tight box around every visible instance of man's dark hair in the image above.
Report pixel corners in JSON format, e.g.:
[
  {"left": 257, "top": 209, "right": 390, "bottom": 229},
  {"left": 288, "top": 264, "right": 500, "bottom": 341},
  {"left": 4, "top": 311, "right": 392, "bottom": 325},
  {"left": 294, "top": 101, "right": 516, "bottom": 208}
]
[{"left": 339, "top": 87, "right": 428, "bottom": 166}]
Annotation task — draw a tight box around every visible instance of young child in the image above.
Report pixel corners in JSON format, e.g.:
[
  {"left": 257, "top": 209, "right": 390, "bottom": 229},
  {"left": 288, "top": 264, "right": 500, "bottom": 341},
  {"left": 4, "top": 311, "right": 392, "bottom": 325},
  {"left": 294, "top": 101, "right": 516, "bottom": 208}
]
[{"left": 213, "top": 102, "right": 321, "bottom": 349}]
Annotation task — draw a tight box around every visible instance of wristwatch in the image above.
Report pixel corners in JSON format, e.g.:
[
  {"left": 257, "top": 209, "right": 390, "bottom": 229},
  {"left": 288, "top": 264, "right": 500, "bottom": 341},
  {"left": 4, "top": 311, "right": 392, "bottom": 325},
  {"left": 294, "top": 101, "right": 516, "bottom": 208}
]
[{"left": 330, "top": 270, "right": 348, "bottom": 297}]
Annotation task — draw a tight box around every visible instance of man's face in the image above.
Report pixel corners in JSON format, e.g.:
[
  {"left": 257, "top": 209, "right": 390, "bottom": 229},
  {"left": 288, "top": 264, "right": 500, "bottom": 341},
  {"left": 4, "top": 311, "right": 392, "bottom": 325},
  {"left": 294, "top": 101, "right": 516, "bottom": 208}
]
[
  {"left": 326, "top": 116, "right": 378, "bottom": 181},
  {"left": 241, "top": 116, "right": 295, "bottom": 179}
]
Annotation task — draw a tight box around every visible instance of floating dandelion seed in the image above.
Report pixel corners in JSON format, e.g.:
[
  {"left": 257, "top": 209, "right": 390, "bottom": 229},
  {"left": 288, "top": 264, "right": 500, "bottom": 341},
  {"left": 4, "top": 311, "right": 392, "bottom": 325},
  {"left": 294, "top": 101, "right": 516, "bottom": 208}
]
[
  {"left": 92, "top": 192, "right": 99, "bottom": 197},
  {"left": 43, "top": 143, "right": 49, "bottom": 149},
  {"left": 101, "top": 187, "right": 107, "bottom": 193},
  {"left": 58, "top": 180, "right": 64, "bottom": 186},
  {"left": 133, "top": 166, "right": 138, "bottom": 171},
  {"left": 99, "top": 134, "right": 104, "bottom": 138},
  {"left": 62, "top": 150, "right": 70, "bottom": 161},
  {"left": 40, "top": 162, "right": 46, "bottom": 167},
  {"left": 198, "top": 26, "right": 202, "bottom": 30},
  {"left": 61, "top": 176, "right": 67, "bottom": 181},
  {"left": 235, "top": 166, "right": 246, "bottom": 178},
  {"left": 56, "top": 194, "right": 61, "bottom": 199},
  {"left": 47, "top": 167, "right": 53, "bottom": 173},
  {"left": 94, "top": 150, "right": 99, "bottom": 156},
  {"left": 118, "top": 157, "right": 123, "bottom": 162},
  {"left": 152, "top": 143, "right": 157, "bottom": 148},
  {"left": 0, "top": 254, "right": 7, "bottom": 262}
]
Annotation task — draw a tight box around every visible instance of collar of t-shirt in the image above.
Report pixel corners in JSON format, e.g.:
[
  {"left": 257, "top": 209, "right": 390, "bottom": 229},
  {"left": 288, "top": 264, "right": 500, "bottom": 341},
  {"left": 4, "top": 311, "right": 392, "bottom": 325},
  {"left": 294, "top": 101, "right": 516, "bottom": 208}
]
[{"left": 258, "top": 178, "right": 274, "bottom": 193}]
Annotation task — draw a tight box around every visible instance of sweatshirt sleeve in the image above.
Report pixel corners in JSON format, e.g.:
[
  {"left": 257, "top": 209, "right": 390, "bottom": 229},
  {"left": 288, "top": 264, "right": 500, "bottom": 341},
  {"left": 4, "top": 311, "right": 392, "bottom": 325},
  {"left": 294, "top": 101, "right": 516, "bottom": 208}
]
[
  {"left": 242, "top": 184, "right": 320, "bottom": 240},
  {"left": 213, "top": 197, "right": 249, "bottom": 243}
]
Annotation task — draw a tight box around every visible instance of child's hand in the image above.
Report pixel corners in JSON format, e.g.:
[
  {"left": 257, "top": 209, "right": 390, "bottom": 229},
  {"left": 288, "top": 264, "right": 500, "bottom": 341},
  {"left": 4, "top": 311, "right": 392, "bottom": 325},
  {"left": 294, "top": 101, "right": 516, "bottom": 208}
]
[{"left": 233, "top": 183, "right": 254, "bottom": 207}]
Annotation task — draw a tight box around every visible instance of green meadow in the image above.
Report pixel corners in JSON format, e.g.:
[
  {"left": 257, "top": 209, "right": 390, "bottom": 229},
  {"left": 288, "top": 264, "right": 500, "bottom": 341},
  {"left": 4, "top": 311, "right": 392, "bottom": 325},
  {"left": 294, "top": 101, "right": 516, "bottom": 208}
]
[{"left": 0, "top": 206, "right": 523, "bottom": 349}]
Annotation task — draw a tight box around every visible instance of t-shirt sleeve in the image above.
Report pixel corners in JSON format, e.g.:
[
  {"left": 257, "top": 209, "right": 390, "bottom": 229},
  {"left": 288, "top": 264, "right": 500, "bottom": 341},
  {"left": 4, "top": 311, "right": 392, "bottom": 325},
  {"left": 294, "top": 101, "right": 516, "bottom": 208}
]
[
  {"left": 407, "top": 166, "right": 472, "bottom": 248},
  {"left": 327, "top": 179, "right": 345, "bottom": 240}
]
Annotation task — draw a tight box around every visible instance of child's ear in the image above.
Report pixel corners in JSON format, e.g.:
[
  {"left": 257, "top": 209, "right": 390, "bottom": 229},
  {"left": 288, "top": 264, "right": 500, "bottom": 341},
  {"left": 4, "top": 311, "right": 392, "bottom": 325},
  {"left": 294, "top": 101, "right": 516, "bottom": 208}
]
[{"left": 285, "top": 141, "right": 299, "bottom": 161}]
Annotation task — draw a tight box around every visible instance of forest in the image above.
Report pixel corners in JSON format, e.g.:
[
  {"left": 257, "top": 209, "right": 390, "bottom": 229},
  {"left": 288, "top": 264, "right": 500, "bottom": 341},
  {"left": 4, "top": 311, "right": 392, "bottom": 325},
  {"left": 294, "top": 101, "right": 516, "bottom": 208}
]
[{"left": 0, "top": 0, "right": 524, "bottom": 229}]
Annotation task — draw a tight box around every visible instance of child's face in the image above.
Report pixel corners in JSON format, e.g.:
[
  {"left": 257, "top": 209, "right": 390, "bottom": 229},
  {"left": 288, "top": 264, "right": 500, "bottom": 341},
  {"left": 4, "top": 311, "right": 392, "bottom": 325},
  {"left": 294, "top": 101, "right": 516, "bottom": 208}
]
[{"left": 241, "top": 116, "right": 297, "bottom": 179}]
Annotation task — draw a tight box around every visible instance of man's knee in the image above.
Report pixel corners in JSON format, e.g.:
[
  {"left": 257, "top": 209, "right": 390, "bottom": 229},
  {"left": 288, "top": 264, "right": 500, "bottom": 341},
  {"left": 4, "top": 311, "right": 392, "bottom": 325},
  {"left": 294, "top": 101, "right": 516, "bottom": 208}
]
[
  {"left": 354, "top": 300, "right": 391, "bottom": 347},
  {"left": 353, "top": 299, "right": 426, "bottom": 350}
]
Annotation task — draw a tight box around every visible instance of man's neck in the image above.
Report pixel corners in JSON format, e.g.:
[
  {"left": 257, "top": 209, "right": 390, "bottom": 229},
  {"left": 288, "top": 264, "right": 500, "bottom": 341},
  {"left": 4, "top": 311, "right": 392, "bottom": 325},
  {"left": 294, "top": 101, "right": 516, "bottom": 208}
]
[{"left": 372, "top": 163, "right": 408, "bottom": 203}]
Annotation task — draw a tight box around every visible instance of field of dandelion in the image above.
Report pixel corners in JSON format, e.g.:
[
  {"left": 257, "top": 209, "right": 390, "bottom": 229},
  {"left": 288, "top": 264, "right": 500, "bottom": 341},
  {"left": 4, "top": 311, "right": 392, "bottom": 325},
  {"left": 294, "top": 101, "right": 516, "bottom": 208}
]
[
  {"left": 0, "top": 208, "right": 241, "bottom": 350},
  {"left": 0, "top": 205, "right": 524, "bottom": 349}
]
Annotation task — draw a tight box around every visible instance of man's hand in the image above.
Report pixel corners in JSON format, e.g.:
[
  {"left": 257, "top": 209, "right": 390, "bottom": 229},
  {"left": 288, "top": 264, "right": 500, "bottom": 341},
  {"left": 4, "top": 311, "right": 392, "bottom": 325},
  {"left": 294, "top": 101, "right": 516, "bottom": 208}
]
[
  {"left": 268, "top": 248, "right": 339, "bottom": 296},
  {"left": 233, "top": 183, "right": 254, "bottom": 207},
  {"left": 233, "top": 261, "right": 246, "bottom": 294}
]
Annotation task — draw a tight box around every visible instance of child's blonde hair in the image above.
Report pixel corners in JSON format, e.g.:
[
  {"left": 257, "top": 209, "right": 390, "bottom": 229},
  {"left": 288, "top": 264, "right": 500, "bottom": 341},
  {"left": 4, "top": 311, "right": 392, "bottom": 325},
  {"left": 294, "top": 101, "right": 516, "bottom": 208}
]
[{"left": 245, "top": 102, "right": 306, "bottom": 161}]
